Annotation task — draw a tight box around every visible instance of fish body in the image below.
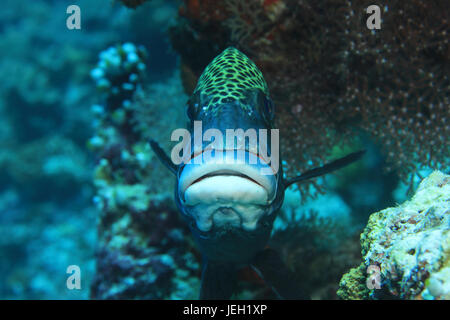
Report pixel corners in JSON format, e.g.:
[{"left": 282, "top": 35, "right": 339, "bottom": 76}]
[
  {"left": 150, "top": 47, "right": 364, "bottom": 299},
  {"left": 178, "top": 48, "right": 283, "bottom": 264}
]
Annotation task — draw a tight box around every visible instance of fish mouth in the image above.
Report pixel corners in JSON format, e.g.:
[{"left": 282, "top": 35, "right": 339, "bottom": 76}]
[
  {"left": 178, "top": 150, "right": 278, "bottom": 232},
  {"left": 189, "top": 169, "right": 263, "bottom": 189},
  {"left": 179, "top": 150, "right": 277, "bottom": 202}
]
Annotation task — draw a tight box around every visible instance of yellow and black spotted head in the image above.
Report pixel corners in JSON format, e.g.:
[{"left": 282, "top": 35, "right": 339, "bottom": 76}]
[{"left": 187, "top": 47, "right": 274, "bottom": 126}]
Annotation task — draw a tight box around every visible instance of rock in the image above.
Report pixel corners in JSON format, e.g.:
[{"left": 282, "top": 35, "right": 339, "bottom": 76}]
[{"left": 338, "top": 171, "right": 450, "bottom": 300}]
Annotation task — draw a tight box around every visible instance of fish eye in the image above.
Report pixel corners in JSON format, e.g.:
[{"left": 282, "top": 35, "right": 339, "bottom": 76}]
[
  {"left": 186, "top": 99, "right": 197, "bottom": 120},
  {"left": 263, "top": 96, "right": 274, "bottom": 121}
]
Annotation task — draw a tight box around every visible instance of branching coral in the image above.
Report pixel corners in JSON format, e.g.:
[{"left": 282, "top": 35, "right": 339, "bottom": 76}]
[
  {"left": 223, "top": 0, "right": 275, "bottom": 45},
  {"left": 89, "top": 42, "right": 200, "bottom": 299},
  {"left": 90, "top": 193, "right": 200, "bottom": 299},
  {"left": 170, "top": 0, "right": 449, "bottom": 197},
  {"left": 89, "top": 43, "right": 148, "bottom": 152},
  {"left": 335, "top": 1, "right": 449, "bottom": 191},
  {"left": 0, "top": 0, "right": 157, "bottom": 299},
  {"left": 267, "top": 210, "right": 362, "bottom": 299}
]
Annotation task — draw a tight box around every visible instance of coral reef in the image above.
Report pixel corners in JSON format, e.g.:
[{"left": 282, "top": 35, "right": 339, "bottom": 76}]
[
  {"left": 338, "top": 171, "right": 450, "bottom": 300},
  {"left": 89, "top": 42, "right": 201, "bottom": 299},
  {"left": 268, "top": 210, "right": 362, "bottom": 299},
  {"left": 0, "top": 0, "right": 134, "bottom": 298},
  {"left": 169, "top": 0, "right": 449, "bottom": 196},
  {"left": 88, "top": 39, "right": 368, "bottom": 301},
  {"left": 0, "top": 0, "right": 179, "bottom": 299},
  {"left": 90, "top": 193, "right": 200, "bottom": 299},
  {"left": 2, "top": 0, "right": 445, "bottom": 301}
]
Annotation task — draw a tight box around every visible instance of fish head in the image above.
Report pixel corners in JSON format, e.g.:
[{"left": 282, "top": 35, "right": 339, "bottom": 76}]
[{"left": 175, "top": 48, "right": 284, "bottom": 262}]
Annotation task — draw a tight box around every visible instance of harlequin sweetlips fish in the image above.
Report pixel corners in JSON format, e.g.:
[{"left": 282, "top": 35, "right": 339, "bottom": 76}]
[{"left": 150, "top": 47, "right": 364, "bottom": 299}]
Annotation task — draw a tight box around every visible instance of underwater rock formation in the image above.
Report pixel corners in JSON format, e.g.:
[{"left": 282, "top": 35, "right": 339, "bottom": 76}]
[{"left": 338, "top": 171, "right": 450, "bottom": 300}]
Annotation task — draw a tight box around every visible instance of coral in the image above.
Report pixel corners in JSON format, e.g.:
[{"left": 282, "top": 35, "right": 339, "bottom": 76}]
[
  {"left": 0, "top": 0, "right": 181, "bottom": 299},
  {"left": 179, "top": 0, "right": 228, "bottom": 24},
  {"left": 89, "top": 47, "right": 187, "bottom": 194},
  {"left": 0, "top": 0, "right": 128, "bottom": 299},
  {"left": 0, "top": 0, "right": 182, "bottom": 299},
  {"left": 337, "top": 1, "right": 450, "bottom": 191},
  {"left": 88, "top": 43, "right": 148, "bottom": 154},
  {"left": 223, "top": 0, "right": 275, "bottom": 45},
  {"left": 336, "top": 264, "right": 370, "bottom": 300},
  {"left": 90, "top": 194, "right": 200, "bottom": 299},
  {"left": 266, "top": 210, "right": 362, "bottom": 299},
  {"left": 89, "top": 41, "right": 200, "bottom": 298},
  {"left": 90, "top": 43, "right": 147, "bottom": 117},
  {"left": 170, "top": 0, "right": 449, "bottom": 198},
  {"left": 0, "top": 0, "right": 141, "bottom": 200},
  {"left": 338, "top": 171, "right": 450, "bottom": 300},
  {"left": 0, "top": 0, "right": 134, "bottom": 298},
  {"left": 119, "top": 0, "right": 150, "bottom": 9}
]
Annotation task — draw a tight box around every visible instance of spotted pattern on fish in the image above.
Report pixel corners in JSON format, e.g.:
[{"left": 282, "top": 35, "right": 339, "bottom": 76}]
[{"left": 194, "top": 47, "right": 268, "bottom": 111}]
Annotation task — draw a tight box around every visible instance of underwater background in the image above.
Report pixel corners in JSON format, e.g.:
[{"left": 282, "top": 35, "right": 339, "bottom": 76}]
[{"left": 0, "top": 0, "right": 448, "bottom": 300}]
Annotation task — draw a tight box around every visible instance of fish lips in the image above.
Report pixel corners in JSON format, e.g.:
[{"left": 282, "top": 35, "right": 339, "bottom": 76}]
[
  {"left": 177, "top": 150, "right": 279, "bottom": 232},
  {"left": 178, "top": 149, "right": 278, "bottom": 204}
]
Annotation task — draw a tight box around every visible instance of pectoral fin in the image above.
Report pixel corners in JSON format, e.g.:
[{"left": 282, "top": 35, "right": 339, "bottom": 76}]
[
  {"left": 200, "top": 260, "right": 237, "bottom": 300},
  {"left": 283, "top": 150, "right": 365, "bottom": 189},
  {"left": 149, "top": 139, "right": 178, "bottom": 175}
]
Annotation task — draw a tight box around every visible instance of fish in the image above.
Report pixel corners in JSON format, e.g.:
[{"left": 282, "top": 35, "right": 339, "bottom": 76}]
[{"left": 150, "top": 47, "right": 365, "bottom": 299}]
